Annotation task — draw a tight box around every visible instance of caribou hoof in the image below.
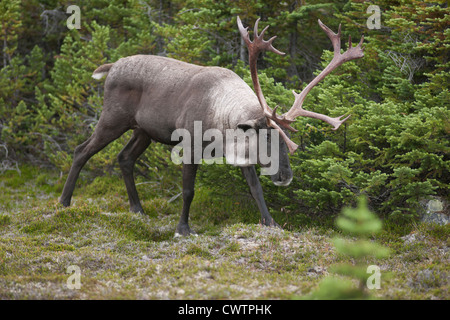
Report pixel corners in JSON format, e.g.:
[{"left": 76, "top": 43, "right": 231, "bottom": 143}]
[
  {"left": 59, "top": 197, "right": 70, "bottom": 207},
  {"left": 174, "top": 224, "right": 198, "bottom": 238},
  {"left": 261, "top": 218, "right": 281, "bottom": 229},
  {"left": 130, "top": 205, "right": 145, "bottom": 215}
]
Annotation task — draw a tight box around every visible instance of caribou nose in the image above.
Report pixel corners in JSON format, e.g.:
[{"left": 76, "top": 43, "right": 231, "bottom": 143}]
[{"left": 273, "top": 176, "right": 293, "bottom": 187}]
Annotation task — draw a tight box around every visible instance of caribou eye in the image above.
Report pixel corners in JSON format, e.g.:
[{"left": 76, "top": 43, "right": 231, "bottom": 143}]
[
  {"left": 237, "top": 119, "right": 258, "bottom": 132},
  {"left": 237, "top": 123, "right": 253, "bottom": 132}
]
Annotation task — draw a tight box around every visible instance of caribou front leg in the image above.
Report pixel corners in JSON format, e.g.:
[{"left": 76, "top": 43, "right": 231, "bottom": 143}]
[
  {"left": 175, "top": 163, "right": 199, "bottom": 237},
  {"left": 241, "top": 166, "right": 280, "bottom": 228}
]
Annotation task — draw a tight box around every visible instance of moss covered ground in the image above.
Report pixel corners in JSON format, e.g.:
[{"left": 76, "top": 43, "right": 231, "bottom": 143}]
[{"left": 0, "top": 166, "right": 448, "bottom": 299}]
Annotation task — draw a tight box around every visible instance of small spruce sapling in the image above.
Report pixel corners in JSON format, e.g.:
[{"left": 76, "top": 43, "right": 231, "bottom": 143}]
[{"left": 307, "top": 196, "right": 390, "bottom": 299}]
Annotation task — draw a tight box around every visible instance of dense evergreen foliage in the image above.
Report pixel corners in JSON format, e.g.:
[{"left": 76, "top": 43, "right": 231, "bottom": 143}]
[{"left": 0, "top": 0, "right": 448, "bottom": 219}]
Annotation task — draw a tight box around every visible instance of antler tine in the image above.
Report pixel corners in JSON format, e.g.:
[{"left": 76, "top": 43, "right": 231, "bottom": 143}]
[
  {"left": 269, "top": 120, "right": 299, "bottom": 154},
  {"left": 237, "top": 16, "right": 251, "bottom": 46},
  {"left": 318, "top": 20, "right": 341, "bottom": 57},
  {"left": 283, "top": 19, "right": 364, "bottom": 130},
  {"left": 254, "top": 18, "right": 262, "bottom": 37}
]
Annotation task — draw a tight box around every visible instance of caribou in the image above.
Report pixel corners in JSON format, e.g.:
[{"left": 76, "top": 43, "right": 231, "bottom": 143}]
[{"left": 59, "top": 17, "right": 364, "bottom": 236}]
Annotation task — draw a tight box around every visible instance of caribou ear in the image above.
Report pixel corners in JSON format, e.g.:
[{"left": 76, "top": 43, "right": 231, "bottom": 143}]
[{"left": 237, "top": 119, "right": 259, "bottom": 132}]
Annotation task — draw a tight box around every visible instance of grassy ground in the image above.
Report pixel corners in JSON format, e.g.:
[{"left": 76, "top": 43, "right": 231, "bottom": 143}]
[{"left": 0, "top": 166, "right": 448, "bottom": 299}]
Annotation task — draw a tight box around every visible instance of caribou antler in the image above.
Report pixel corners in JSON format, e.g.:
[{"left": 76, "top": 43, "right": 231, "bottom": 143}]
[
  {"left": 236, "top": 17, "right": 289, "bottom": 124},
  {"left": 283, "top": 20, "right": 364, "bottom": 128},
  {"left": 237, "top": 17, "right": 364, "bottom": 154}
]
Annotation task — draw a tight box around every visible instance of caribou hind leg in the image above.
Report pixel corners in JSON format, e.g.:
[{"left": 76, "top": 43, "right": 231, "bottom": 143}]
[
  {"left": 59, "top": 115, "right": 130, "bottom": 207},
  {"left": 117, "top": 128, "right": 152, "bottom": 214},
  {"left": 240, "top": 166, "right": 280, "bottom": 227}
]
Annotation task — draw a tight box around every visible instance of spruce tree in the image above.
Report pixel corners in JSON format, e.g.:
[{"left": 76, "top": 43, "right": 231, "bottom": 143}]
[{"left": 307, "top": 196, "right": 390, "bottom": 299}]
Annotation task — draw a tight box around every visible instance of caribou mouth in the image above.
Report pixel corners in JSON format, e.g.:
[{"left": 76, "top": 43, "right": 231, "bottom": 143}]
[{"left": 273, "top": 176, "right": 293, "bottom": 187}]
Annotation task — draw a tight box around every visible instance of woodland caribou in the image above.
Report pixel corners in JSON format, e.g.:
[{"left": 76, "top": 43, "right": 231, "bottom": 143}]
[{"left": 59, "top": 17, "right": 364, "bottom": 236}]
